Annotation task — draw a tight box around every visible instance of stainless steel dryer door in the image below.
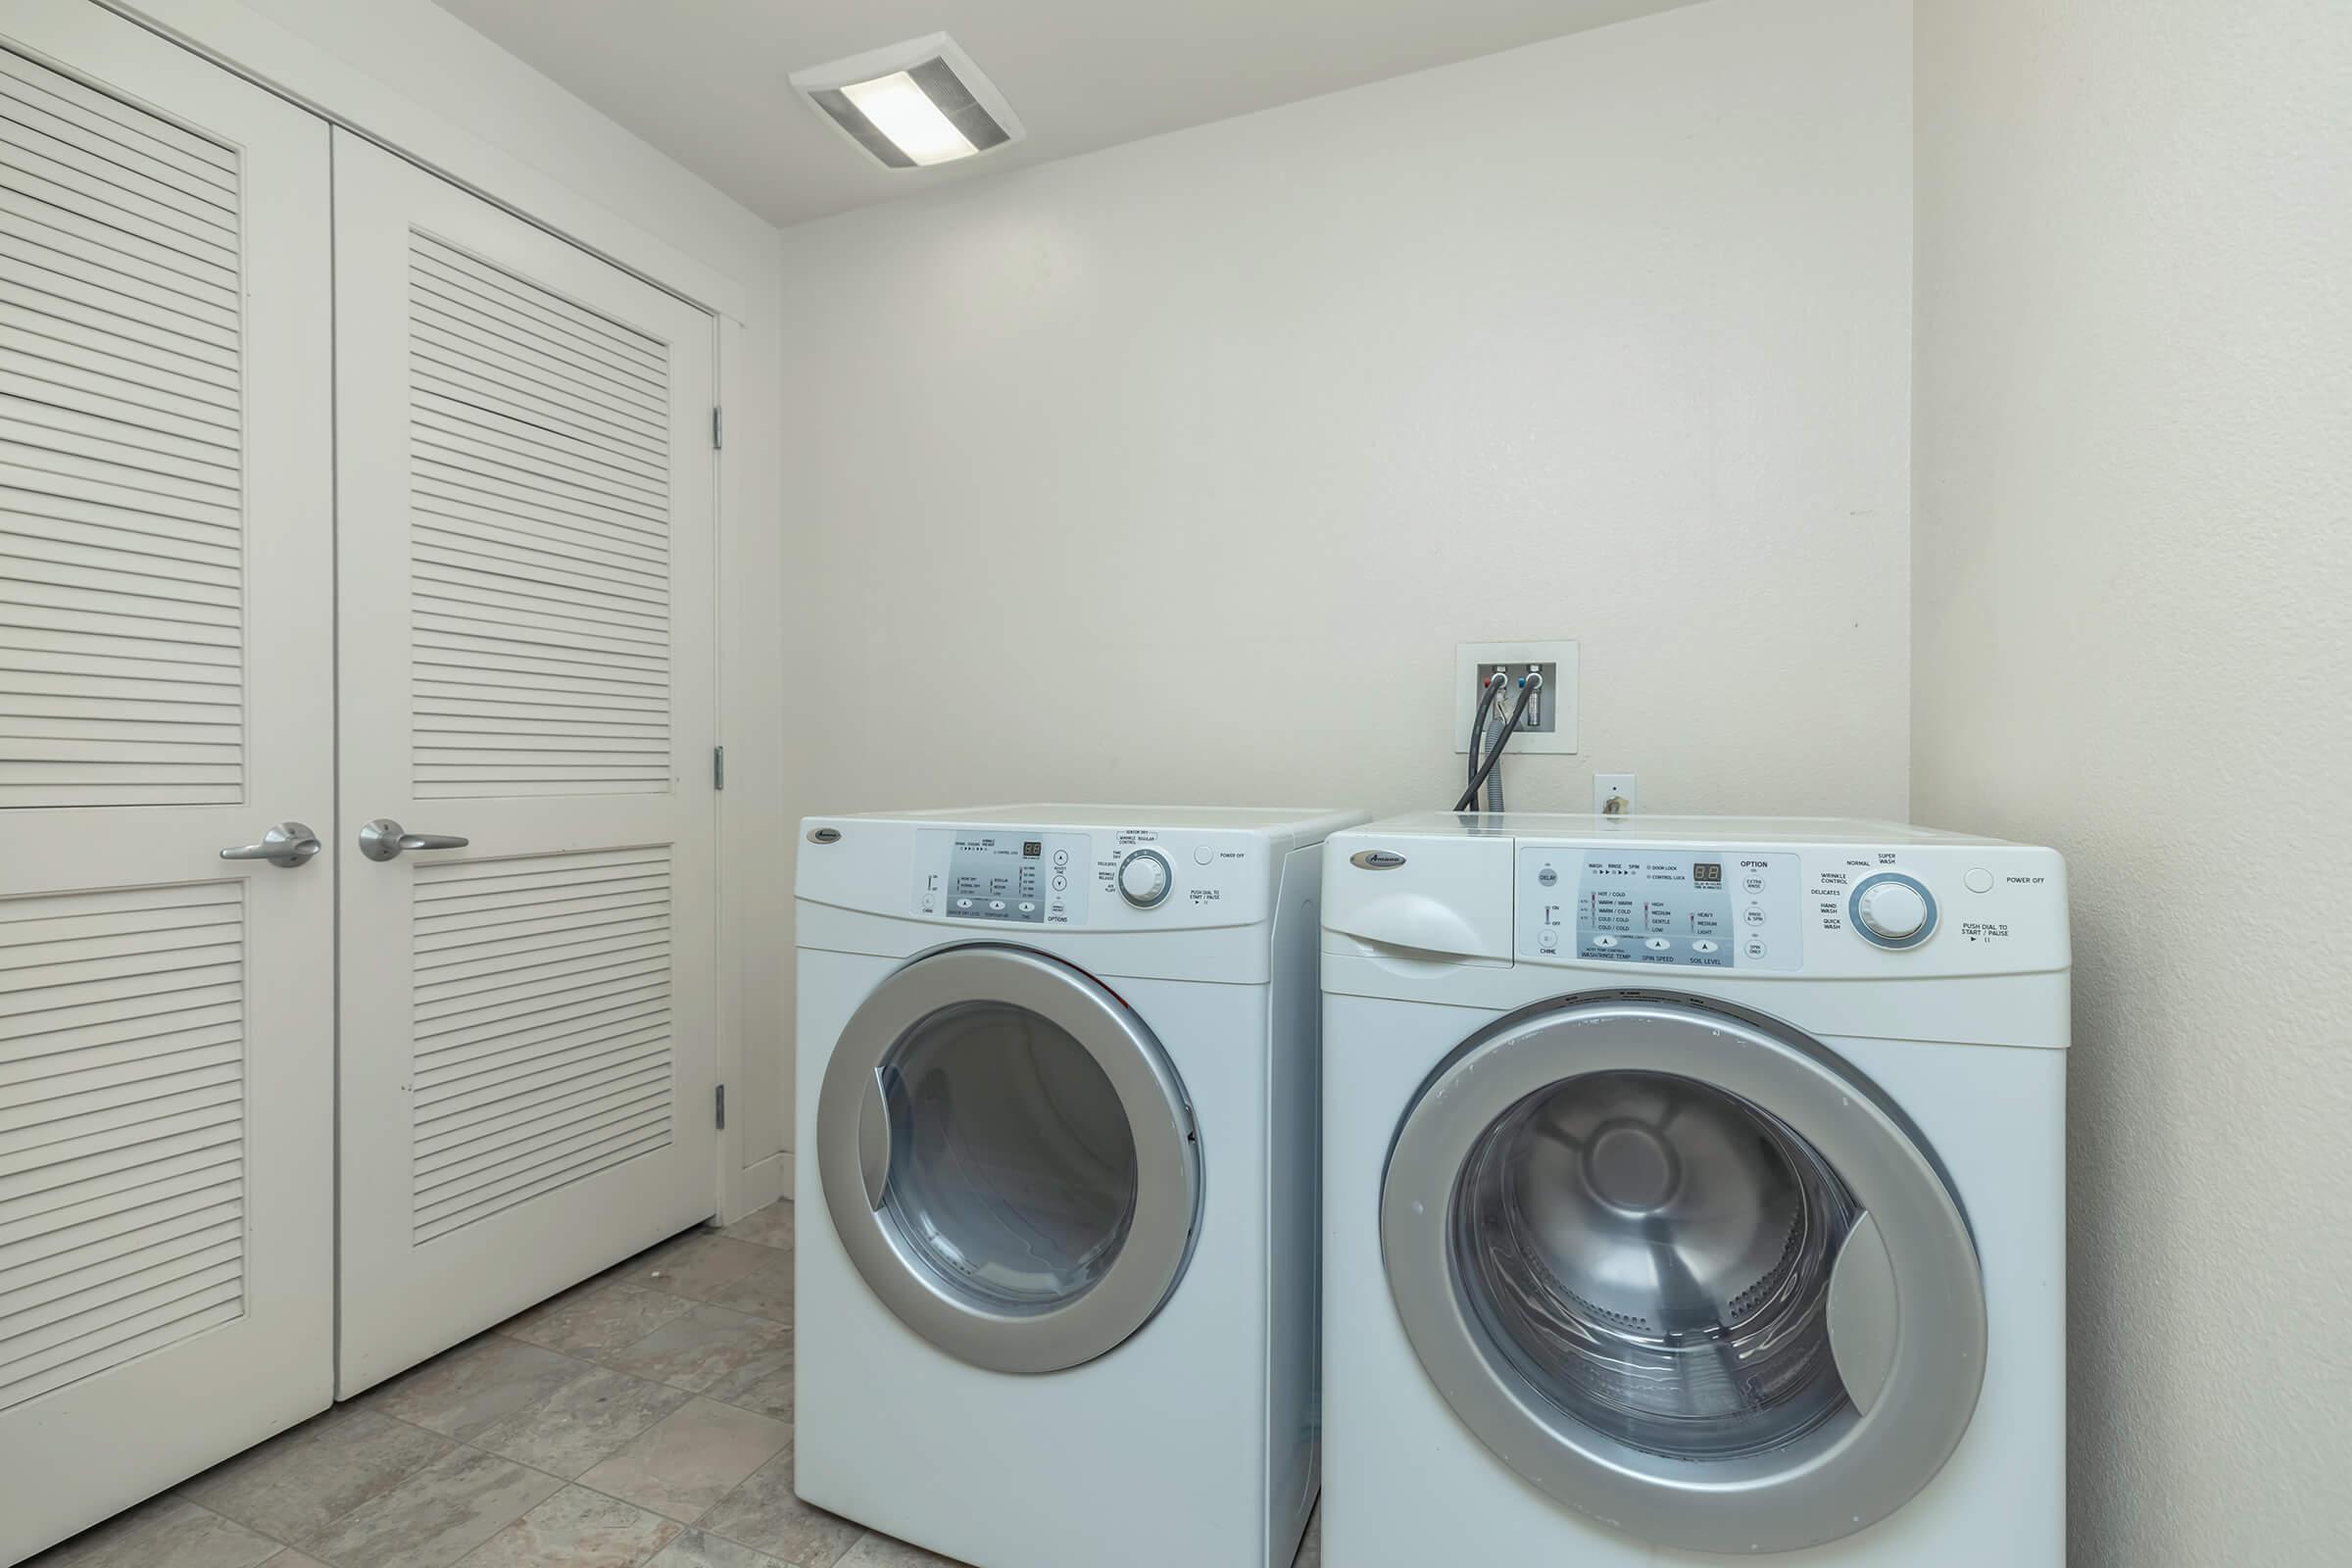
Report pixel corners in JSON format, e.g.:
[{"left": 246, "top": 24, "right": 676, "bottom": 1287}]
[
  {"left": 1381, "top": 995, "right": 1985, "bottom": 1554},
  {"left": 817, "top": 945, "right": 1200, "bottom": 1373}
]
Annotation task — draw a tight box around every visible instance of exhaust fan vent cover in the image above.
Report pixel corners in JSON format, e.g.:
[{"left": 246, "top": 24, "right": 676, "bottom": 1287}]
[{"left": 791, "top": 33, "right": 1025, "bottom": 170}]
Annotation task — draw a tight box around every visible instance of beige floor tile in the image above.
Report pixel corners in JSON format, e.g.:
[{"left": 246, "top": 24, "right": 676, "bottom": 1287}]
[
  {"left": 263, "top": 1554, "right": 334, "bottom": 1567},
  {"left": 300, "top": 1446, "right": 562, "bottom": 1568},
  {"left": 470, "top": 1364, "right": 695, "bottom": 1479},
  {"left": 699, "top": 1331, "right": 793, "bottom": 1422},
  {"left": 502, "top": 1280, "right": 696, "bottom": 1357},
  {"left": 700, "top": 1257, "right": 794, "bottom": 1326},
  {"left": 28, "top": 1497, "right": 279, "bottom": 1568},
  {"left": 641, "top": 1529, "right": 790, "bottom": 1568},
  {"left": 838, "top": 1533, "right": 967, "bottom": 1567},
  {"left": 360, "top": 1337, "right": 589, "bottom": 1442},
  {"left": 621, "top": 1233, "right": 778, "bottom": 1302},
  {"left": 460, "top": 1485, "right": 681, "bottom": 1568},
  {"left": 574, "top": 1397, "right": 791, "bottom": 1524},
  {"left": 693, "top": 1452, "right": 862, "bottom": 1568},
  {"left": 178, "top": 1408, "right": 451, "bottom": 1543},
  {"left": 595, "top": 1303, "right": 790, "bottom": 1395},
  {"left": 717, "top": 1202, "right": 794, "bottom": 1252}
]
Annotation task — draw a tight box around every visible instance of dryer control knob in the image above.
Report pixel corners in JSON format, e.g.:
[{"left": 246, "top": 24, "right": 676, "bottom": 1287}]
[
  {"left": 1857, "top": 880, "right": 1931, "bottom": 942},
  {"left": 1117, "top": 850, "right": 1172, "bottom": 908}
]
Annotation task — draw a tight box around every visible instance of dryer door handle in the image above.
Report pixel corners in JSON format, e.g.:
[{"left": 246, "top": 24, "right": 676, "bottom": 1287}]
[
  {"left": 858, "top": 1064, "right": 894, "bottom": 1210},
  {"left": 1826, "top": 1209, "right": 1898, "bottom": 1415}
]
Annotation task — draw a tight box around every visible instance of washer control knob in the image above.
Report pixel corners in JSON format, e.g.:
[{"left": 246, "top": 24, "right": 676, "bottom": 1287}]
[
  {"left": 1857, "top": 879, "right": 1931, "bottom": 942},
  {"left": 1117, "top": 850, "right": 1172, "bottom": 908}
]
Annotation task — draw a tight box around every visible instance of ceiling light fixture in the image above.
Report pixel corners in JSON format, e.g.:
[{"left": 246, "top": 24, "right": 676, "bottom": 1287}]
[{"left": 791, "top": 34, "right": 1024, "bottom": 170}]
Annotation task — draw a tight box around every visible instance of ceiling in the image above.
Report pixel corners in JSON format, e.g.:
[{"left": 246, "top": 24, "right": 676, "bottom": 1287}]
[{"left": 429, "top": 0, "right": 1694, "bottom": 228}]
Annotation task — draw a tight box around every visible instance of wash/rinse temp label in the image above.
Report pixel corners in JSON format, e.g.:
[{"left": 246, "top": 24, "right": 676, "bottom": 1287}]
[{"left": 1518, "top": 847, "right": 1804, "bottom": 971}]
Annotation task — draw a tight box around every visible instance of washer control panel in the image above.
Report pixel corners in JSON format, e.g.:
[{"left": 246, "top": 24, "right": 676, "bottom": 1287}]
[{"left": 1519, "top": 846, "right": 1804, "bottom": 970}]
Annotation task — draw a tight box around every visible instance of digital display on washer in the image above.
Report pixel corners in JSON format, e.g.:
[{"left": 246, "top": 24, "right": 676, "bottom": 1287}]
[
  {"left": 1516, "top": 847, "right": 1804, "bottom": 970},
  {"left": 944, "top": 834, "right": 1048, "bottom": 922}
]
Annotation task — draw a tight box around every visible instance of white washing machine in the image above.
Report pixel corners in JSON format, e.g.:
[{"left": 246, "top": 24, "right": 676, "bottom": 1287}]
[
  {"left": 1319, "top": 814, "right": 2068, "bottom": 1565},
  {"left": 794, "top": 805, "right": 1365, "bottom": 1568}
]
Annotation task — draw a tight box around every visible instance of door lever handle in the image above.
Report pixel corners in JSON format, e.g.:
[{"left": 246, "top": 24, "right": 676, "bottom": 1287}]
[
  {"left": 220, "top": 821, "right": 321, "bottom": 869},
  {"left": 360, "top": 818, "right": 471, "bottom": 861}
]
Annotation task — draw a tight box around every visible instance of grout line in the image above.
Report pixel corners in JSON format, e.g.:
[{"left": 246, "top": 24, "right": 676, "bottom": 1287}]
[{"left": 153, "top": 1215, "right": 799, "bottom": 1567}]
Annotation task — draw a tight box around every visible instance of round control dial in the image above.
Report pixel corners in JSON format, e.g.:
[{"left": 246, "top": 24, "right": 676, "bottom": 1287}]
[
  {"left": 1849, "top": 872, "right": 1936, "bottom": 949},
  {"left": 1117, "top": 850, "right": 1173, "bottom": 908}
]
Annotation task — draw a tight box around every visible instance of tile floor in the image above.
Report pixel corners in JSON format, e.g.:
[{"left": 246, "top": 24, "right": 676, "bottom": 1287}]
[{"left": 27, "top": 1200, "right": 1323, "bottom": 1568}]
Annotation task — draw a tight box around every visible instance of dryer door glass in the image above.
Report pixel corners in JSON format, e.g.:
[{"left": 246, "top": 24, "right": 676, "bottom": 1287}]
[
  {"left": 879, "top": 999, "right": 1139, "bottom": 1310},
  {"left": 817, "top": 945, "right": 1201, "bottom": 1374},
  {"left": 1450, "top": 1069, "right": 1857, "bottom": 1458}
]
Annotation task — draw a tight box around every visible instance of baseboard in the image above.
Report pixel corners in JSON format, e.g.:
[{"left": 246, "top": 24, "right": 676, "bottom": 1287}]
[{"left": 724, "top": 1151, "right": 789, "bottom": 1222}]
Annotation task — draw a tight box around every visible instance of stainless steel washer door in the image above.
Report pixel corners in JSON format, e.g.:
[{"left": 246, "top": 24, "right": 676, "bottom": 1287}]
[
  {"left": 1381, "top": 995, "right": 1985, "bottom": 1554},
  {"left": 818, "top": 945, "right": 1200, "bottom": 1373}
]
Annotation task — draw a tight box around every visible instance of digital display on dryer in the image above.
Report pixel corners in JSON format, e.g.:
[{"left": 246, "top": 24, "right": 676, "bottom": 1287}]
[
  {"left": 945, "top": 835, "right": 1047, "bottom": 922},
  {"left": 913, "top": 828, "right": 1091, "bottom": 925}
]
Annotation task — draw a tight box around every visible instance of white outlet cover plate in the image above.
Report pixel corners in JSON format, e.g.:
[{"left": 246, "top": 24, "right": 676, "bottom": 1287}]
[
  {"left": 1594, "top": 772, "right": 1638, "bottom": 813},
  {"left": 1455, "top": 641, "right": 1578, "bottom": 754}
]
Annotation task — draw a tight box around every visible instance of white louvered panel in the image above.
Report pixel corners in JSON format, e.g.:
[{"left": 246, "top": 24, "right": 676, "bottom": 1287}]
[
  {"left": 405, "top": 231, "right": 671, "bottom": 800},
  {"left": 410, "top": 847, "right": 673, "bottom": 1242},
  {"left": 0, "top": 880, "right": 246, "bottom": 1412},
  {"left": 0, "top": 47, "right": 244, "bottom": 810}
]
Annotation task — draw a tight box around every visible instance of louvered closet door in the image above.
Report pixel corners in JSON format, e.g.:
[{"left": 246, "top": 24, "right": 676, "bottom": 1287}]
[
  {"left": 332, "top": 133, "right": 718, "bottom": 1394},
  {"left": 0, "top": 3, "right": 334, "bottom": 1559}
]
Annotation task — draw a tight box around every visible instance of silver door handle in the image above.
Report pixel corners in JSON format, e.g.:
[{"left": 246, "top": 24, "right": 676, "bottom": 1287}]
[
  {"left": 360, "top": 817, "right": 471, "bottom": 861},
  {"left": 220, "top": 821, "right": 322, "bottom": 869}
]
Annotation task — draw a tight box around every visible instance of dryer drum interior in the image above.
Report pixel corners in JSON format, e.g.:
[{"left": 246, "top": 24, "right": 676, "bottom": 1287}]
[
  {"left": 877, "top": 998, "right": 1143, "bottom": 1312},
  {"left": 817, "top": 944, "right": 1201, "bottom": 1375}
]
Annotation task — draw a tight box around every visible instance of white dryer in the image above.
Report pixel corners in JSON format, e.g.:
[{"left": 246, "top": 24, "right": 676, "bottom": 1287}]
[
  {"left": 794, "top": 805, "right": 1365, "bottom": 1568},
  {"left": 1319, "top": 814, "right": 2068, "bottom": 1565}
]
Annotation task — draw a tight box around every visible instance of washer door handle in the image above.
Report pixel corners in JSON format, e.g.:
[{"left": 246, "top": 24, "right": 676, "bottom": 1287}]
[
  {"left": 858, "top": 1064, "right": 895, "bottom": 1210},
  {"left": 1827, "top": 1209, "right": 1899, "bottom": 1415}
]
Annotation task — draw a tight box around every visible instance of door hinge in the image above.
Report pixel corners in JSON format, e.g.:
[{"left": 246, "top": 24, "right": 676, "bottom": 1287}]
[
  {"left": 711, "top": 406, "right": 723, "bottom": 449},
  {"left": 712, "top": 745, "right": 725, "bottom": 790},
  {"left": 714, "top": 1084, "right": 726, "bottom": 1130}
]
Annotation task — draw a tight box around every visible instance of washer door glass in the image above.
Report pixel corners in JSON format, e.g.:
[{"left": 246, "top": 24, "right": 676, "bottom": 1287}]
[
  {"left": 1381, "top": 995, "right": 1986, "bottom": 1555},
  {"left": 880, "top": 998, "right": 1140, "bottom": 1312},
  {"left": 818, "top": 946, "right": 1200, "bottom": 1374},
  {"left": 1452, "top": 1069, "right": 1857, "bottom": 1460}
]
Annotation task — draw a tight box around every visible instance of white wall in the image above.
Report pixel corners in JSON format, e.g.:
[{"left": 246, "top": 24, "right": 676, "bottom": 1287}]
[
  {"left": 110, "top": 0, "right": 796, "bottom": 1211},
  {"left": 1912, "top": 2, "right": 2352, "bottom": 1561},
  {"left": 775, "top": 0, "right": 1911, "bottom": 807}
]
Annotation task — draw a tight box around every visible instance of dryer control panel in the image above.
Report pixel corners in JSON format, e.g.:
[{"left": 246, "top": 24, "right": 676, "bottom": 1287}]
[
  {"left": 1518, "top": 846, "right": 1805, "bottom": 971},
  {"left": 913, "top": 829, "right": 1092, "bottom": 924},
  {"left": 909, "top": 825, "right": 1266, "bottom": 928}
]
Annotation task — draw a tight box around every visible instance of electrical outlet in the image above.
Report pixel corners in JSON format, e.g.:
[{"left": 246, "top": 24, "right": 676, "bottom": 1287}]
[
  {"left": 1594, "top": 772, "right": 1638, "bottom": 815},
  {"left": 1455, "top": 642, "right": 1578, "bottom": 754}
]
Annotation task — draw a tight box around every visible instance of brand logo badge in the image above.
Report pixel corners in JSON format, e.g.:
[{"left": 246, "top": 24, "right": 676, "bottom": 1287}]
[
  {"left": 807, "top": 826, "right": 842, "bottom": 844},
  {"left": 1350, "top": 849, "right": 1407, "bottom": 870}
]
